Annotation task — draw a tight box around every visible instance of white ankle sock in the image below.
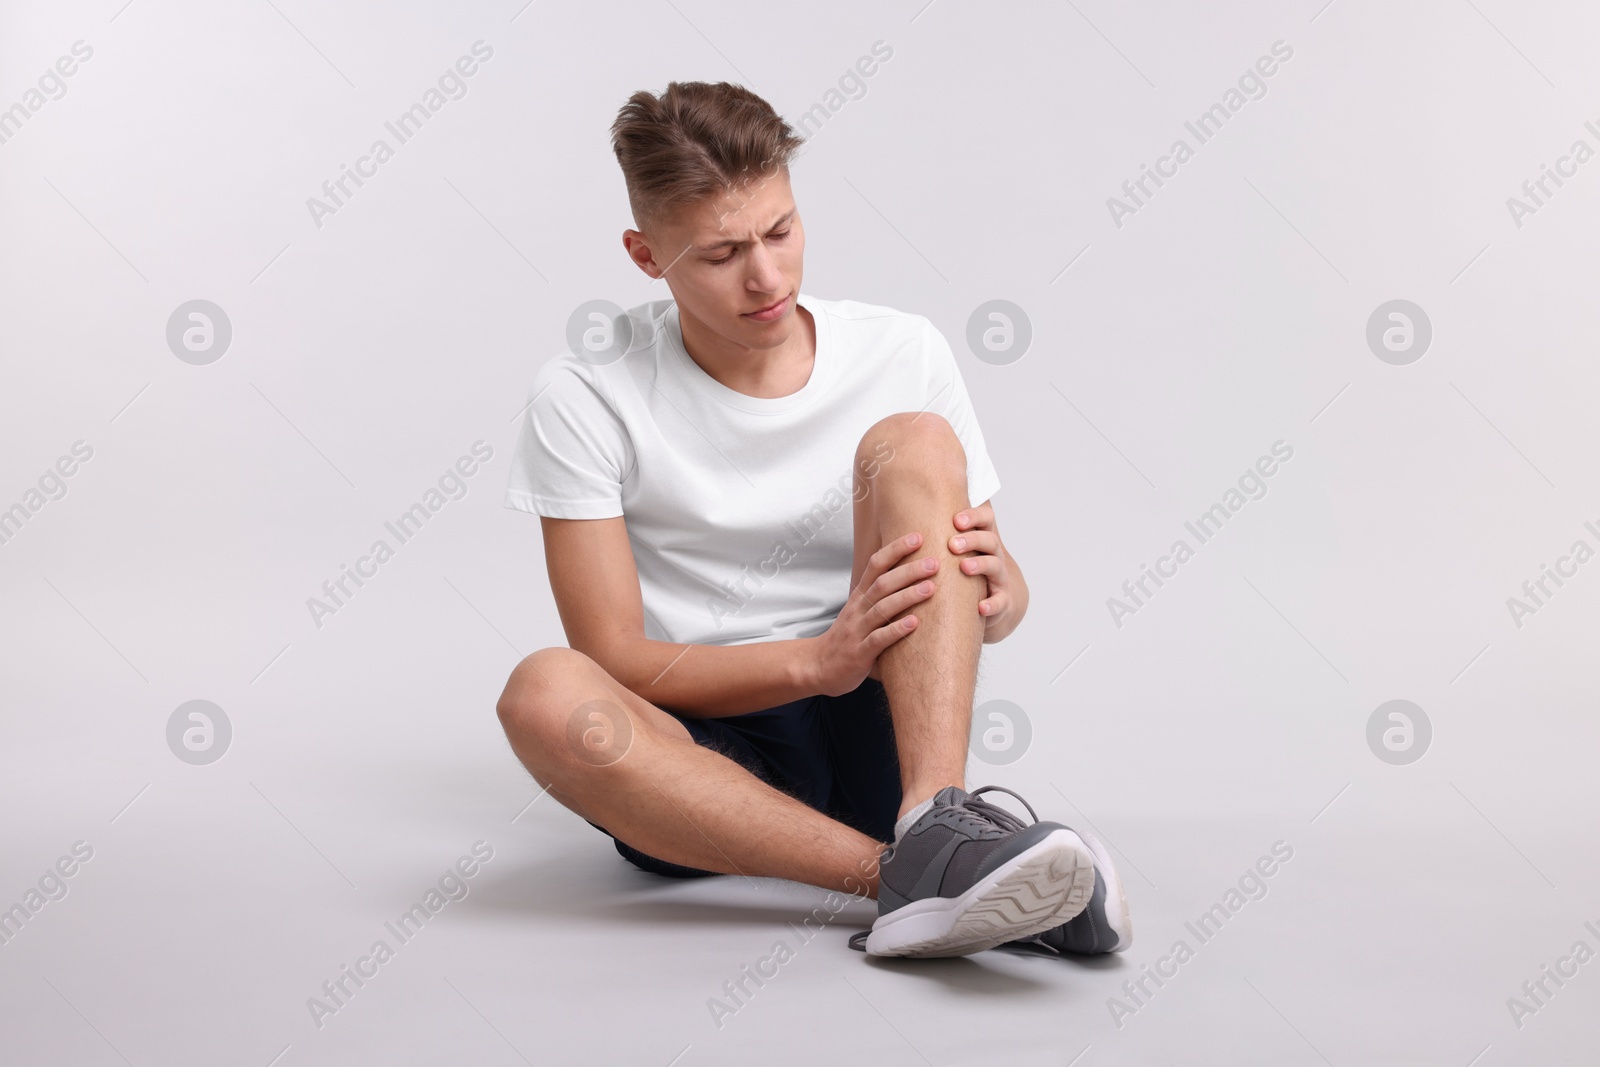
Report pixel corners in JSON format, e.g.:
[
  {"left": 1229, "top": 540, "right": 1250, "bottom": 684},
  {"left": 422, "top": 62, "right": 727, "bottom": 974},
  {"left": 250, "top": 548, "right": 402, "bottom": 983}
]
[{"left": 893, "top": 795, "right": 938, "bottom": 841}]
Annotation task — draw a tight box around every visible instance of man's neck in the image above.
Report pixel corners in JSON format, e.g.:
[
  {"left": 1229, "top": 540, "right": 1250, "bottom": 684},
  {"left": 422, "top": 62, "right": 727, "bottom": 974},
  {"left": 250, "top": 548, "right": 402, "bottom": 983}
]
[{"left": 679, "top": 304, "right": 816, "bottom": 400}]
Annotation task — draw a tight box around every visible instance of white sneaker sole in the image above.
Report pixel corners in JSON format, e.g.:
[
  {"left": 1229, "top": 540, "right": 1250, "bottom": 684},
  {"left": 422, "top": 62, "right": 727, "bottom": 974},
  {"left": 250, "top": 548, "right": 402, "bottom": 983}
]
[
  {"left": 1077, "top": 828, "right": 1133, "bottom": 952},
  {"left": 864, "top": 828, "right": 1096, "bottom": 958}
]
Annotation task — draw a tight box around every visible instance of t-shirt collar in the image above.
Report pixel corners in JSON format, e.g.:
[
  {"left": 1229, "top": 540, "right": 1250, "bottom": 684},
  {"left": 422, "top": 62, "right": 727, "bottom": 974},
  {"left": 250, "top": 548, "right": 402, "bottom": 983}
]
[{"left": 665, "top": 292, "right": 830, "bottom": 416}]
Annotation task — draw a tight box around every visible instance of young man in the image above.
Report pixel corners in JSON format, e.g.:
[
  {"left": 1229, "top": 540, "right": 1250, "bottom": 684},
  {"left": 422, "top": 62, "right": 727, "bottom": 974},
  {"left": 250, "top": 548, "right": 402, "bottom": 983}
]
[{"left": 497, "top": 81, "right": 1131, "bottom": 958}]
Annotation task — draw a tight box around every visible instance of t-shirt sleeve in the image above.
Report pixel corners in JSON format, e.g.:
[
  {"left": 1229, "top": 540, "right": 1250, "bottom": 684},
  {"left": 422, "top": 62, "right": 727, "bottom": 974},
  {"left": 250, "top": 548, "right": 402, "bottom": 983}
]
[
  {"left": 503, "top": 357, "right": 634, "bottom": 520},
  {"left": 922, "top": 317, "right": 1002, "bottom": 508}
]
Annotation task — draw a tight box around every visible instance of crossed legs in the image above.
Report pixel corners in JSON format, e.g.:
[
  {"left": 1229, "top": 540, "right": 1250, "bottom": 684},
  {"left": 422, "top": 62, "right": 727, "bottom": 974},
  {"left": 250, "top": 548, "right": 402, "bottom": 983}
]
[{"left": 495, "top": 412, "right": 985, "bottom": 897}]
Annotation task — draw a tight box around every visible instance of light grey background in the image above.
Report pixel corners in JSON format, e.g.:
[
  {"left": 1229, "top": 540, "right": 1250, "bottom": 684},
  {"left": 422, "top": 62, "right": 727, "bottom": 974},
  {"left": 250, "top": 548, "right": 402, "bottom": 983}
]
[{"left": 3, "top": 0, "right": 1598, "bottom": 1064}]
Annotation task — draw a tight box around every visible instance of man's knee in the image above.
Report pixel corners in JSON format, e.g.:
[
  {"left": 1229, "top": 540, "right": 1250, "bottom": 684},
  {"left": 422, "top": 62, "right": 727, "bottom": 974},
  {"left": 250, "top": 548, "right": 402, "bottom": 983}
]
[
  {"left": 856, "top": 411, "right": 966, "bottom": 487},
  {"left": 498, "top": 648, "right": 644, "bottom": 771},
  {"left": 496, "top": 647, "right": 599, "bottom": 740}
]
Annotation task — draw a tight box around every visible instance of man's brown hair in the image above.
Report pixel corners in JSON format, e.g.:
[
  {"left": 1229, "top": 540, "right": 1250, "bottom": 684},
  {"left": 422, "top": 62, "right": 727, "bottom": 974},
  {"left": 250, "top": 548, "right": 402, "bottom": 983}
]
[{"left": 610, "top": 81, "right": 804, "bottom": 231}]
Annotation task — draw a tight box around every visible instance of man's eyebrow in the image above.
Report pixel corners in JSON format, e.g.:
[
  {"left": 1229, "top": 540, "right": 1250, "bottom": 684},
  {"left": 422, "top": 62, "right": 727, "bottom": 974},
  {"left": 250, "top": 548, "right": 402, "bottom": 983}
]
[{"left": 696, "top": 209, "right": 795, "bottom": 251}]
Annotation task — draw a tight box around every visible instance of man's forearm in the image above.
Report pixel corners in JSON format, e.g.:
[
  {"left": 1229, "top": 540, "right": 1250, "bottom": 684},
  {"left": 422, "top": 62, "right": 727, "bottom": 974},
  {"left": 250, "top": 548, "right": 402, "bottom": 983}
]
[{"left": 593, "top": 635, "right": 820, "bottom": 717}]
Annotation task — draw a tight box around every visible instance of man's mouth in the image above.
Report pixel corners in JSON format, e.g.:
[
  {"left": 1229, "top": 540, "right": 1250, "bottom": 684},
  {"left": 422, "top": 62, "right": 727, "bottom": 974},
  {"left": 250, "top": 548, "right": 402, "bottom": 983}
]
[{"left": 744, "top": 293, "right": 790, "bottom": 319}]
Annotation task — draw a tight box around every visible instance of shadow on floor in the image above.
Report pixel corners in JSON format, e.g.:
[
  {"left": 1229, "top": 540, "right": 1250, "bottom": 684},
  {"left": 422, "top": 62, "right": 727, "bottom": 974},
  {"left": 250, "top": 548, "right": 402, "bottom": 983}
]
[{"left": 464, "top": 844, "right": 1129, "bottom": 991}]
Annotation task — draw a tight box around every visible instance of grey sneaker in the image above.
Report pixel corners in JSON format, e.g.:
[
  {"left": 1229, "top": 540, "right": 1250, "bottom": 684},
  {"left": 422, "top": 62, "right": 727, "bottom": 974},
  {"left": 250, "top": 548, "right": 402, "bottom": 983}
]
[
  {"left": 1015, "top": 827, "right": 1133, "bottom": 955},
  {"left": 860, "top": 785, "right": 1096, "bottom": 958}
]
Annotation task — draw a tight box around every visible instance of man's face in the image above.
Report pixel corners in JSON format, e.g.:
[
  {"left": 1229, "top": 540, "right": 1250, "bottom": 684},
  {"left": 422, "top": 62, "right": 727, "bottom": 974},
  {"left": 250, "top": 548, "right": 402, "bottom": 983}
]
[{"left": 628, "top": 167, "right": 805, "bottom": 350}]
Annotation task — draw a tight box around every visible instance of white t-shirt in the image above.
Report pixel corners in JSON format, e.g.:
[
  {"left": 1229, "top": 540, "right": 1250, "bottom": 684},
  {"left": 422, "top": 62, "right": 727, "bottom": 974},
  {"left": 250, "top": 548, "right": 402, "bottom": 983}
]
[{"left": 503, "top": 292, "right": 1001, "bottom": 647}]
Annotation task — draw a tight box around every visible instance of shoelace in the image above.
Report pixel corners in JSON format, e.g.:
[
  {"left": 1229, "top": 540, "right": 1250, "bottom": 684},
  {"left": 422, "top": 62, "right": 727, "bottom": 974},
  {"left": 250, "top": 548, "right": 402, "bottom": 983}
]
[
  {"left": 880, "top": 784, "right": 1047, "bottom": 862},
  {"left": 962, "top": 784, "right": 1042, "bottom": 834}
]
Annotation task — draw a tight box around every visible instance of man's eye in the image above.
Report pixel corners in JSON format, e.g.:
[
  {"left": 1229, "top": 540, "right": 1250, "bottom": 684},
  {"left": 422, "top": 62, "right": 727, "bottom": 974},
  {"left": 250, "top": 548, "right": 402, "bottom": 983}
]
[{"left": 708, "top": 230, "right": 788, "bottom": 264}]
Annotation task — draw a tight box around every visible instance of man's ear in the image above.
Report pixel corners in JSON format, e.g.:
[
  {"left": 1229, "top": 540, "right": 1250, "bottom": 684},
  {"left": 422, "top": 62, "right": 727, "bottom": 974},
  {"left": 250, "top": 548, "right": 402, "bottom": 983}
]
[{"left": 622, "top": 230, "right": 660, "bottom": 278}]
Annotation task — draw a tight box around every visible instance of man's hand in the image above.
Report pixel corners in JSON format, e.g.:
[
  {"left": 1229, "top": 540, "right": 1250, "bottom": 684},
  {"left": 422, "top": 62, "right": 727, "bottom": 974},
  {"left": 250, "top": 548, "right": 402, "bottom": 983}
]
[
  {"left": 949, "top": 503, "right": 1027, "bottom": 642},
  {"left": 806, "top": 532, "right": 937, "bottom": 697}
]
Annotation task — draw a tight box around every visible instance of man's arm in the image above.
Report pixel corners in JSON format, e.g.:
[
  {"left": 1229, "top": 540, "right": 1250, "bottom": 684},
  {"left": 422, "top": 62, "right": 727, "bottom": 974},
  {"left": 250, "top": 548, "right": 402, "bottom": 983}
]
[{"left": 540, "top": 514, "right": 822, "bottom": 716}]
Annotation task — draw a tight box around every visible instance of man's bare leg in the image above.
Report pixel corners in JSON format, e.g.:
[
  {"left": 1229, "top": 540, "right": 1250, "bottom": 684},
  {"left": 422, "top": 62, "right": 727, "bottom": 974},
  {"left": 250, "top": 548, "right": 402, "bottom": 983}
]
[
  {"left": 496, "top": 410, "right": 983, "bottom": 898},
  {"left": 497, "top": 649, "right": 887, "bottom": 896},
  {"left": 847, "top": 419, "right": 1099, "bottom": 957},
  {"left": 851, "top": 412, "right": 987, "bottom": 821}
]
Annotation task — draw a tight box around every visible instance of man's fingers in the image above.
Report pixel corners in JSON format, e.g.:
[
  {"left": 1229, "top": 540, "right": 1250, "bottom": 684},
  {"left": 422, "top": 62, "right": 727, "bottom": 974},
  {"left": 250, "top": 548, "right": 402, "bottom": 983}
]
[
  {"left": 958, "top": 554, "right": 1001, "bottom": 578},
  {"left": 871, "top": 556, "right": 938, "bottom": 601},
  {"left": 871, "top": 614, "right": 917, "bottom": 652},
  {"left": 949, "top": 529, "right": 1000, "bottom": 555},
  {"left": 872, "top": 579, "right": 934, "bottom": 622},
  {"left": 873, "top": 531, "right": 921, "bottom": 566},
  {"left": 954, "top": 504, "right": 994, "bottom": 530},
  {"left": 859, "top": 532, "right": 923, "bottom": 593}
]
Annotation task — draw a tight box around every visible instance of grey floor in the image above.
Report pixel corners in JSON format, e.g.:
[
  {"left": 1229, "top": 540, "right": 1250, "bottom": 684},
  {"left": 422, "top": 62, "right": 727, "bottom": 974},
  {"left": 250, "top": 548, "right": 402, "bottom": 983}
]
[
  {"left": 6, "top": 0, "right": 1600, "bottom": 1063},
  {"left": 4, "top": 618, "right": 1598, "bottom": 1066}
]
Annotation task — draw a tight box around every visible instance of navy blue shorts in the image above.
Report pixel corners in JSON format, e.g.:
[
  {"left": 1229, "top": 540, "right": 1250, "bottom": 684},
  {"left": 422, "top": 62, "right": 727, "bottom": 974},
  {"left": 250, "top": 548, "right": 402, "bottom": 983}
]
[{"left": 589, "top": 677, "right": 902, "bottom": 877}]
